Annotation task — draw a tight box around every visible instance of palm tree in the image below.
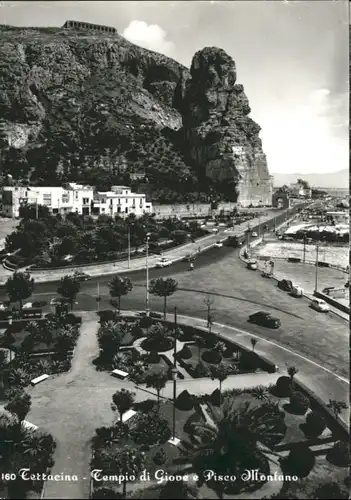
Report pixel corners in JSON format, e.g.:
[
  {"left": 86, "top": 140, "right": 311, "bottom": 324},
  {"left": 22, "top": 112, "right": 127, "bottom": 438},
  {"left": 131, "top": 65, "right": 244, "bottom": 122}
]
[
  {"left": 251, "top": 385, "right": 269, "bottom": 402},
  {"left": 180, "top": 397, "right": 286, "bottom": 496},
  {"left": 287, "top": 366, "right": 299, "bottom": 389},
  {"left": 5, "top": 390, "right": 31, "bottom": 422},
  {"left": 251, "top": 338, "right": 258, "bottom": 352},
  {"left": 145, "top": 368, "right": 169, "bottom": 411},
  {"left": 7, "top": 368, "right": 30, "bottom": 388},
  {"left": 210, "top": 363, "right": 229, "bottom": 406},
  {"left": 21, "top": 430, "right": 56, "bottom": 459},
  {"left": 108, "top": 275, "right": 133, "bottom": 314},
  {"left": 149, "top": 277, "right": 178, "bottom": 319},
  {"left": 194, "top": 335, "right": 206, "bottom": 363},
  {"left": 111, "top": 389, "right": 135, "bottom": 422},
  {"left": 327, "top": 399, "right": 348, "bottom": 421}
]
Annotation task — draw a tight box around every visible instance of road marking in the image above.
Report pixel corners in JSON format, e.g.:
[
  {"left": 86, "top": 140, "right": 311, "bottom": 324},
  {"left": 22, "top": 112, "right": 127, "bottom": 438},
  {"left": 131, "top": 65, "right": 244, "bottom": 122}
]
[{"left": 179, "top": 314, "right": 349, "bottom": 385}]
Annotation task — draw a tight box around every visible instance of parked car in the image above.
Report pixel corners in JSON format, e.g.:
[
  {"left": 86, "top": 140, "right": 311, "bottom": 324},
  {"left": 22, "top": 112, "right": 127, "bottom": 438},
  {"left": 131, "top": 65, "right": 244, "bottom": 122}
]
[
  {"left": 251, "top": 231, "right": 258, "bottom": 237},
  {"left": 182, "top": 253, "right": 195, "bottom": 262},
  {"left": 261, "top": 271, "right": 273, "bottom": 278},
  {"left": 291, "top": 285, "right": 304, "bottom": 297},
  {"left": 156, "top": 258, "right": 172, "bottom": 268},
  {"left": 0, "top": 303, "right": 7, "bottom": 311},
  {"left": 278, "top": 279, "right": 294, "bottom": 292},
  {"left": 214, "top": 241, "right": 223, "bottom": 248},
  {"left": 73, "top": 271, "right": 91, "bottom": 282},
  {"left": 247, "top": 260, "right": 258, "bottom": 271},
  {"left": 211, "top": 228, "right": 219, "bottom": 234},
  {"left": 22, "top": 302, "right": 33, "bottom": 309},
  {"left": 311, "top": 298, "right": 330, "bottom": 313},
  {"left": 248, "top": 311, "right": 281, "bottom": 329},
  {"left": 345, "top": 281, "right": 349, "bottom": 288}
]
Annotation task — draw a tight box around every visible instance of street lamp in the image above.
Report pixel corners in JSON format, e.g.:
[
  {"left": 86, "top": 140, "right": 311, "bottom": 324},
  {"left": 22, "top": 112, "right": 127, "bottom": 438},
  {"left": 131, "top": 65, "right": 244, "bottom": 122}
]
[
  {"left": 169, "top": 306, "right": 180, "bottom": 446},
  {"left": 127, "top": 224, "right": 131, "bottom": 269},
  {"left": 145, "top": 233, "right": 150, "bottom": 316},
  {"left": 314, "top": 244, "right": 319, "bottom": 292}
]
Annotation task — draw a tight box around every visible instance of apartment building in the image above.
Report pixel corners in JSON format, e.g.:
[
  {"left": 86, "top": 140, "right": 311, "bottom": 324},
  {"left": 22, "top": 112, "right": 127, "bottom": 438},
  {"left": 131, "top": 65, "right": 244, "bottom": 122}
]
[{"left": 1, "top": 184, "right": 152, "bottom": 218}]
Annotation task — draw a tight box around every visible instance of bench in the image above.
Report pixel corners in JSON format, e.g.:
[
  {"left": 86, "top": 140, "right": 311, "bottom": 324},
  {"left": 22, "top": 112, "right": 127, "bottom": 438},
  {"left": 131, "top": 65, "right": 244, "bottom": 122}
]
[
  {"left": 22, "top": 420, "right": 38, "bottom": 431},
  {"left": 30, "top": 374, "right": 49, "bottom": 386},
  {"left": 122, "top": 410, "right": 136, "bottom": 422},
  {"left": 111, "top": 369, "right": 128, "bottom": 380}
]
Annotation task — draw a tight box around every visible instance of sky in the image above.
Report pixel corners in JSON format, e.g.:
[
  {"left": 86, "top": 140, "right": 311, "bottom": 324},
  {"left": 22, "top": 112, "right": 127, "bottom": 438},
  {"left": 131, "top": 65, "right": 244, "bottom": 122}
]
[{"left": 0, "top": 0, "right": 349, "bottom": 175}]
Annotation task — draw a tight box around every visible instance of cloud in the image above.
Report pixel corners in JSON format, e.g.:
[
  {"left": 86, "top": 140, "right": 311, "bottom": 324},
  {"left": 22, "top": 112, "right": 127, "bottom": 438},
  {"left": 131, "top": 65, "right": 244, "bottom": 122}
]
[{"left": 122, "top": 20, "right": 174, "bottom": 56}]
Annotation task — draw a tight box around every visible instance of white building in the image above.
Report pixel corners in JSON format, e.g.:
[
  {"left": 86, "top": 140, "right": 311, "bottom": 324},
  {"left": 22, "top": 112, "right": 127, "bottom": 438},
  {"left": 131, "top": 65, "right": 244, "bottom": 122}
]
[
  {"left": 1, "top": 184, "right": 152, "bottom": 218},
  {"left": 92, "top": 186, "right": 152, "bottom": 216}
]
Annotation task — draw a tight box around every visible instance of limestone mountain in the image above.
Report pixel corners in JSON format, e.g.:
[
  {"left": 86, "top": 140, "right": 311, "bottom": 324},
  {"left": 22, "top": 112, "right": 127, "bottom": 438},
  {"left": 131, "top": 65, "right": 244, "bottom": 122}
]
[{"left": 0, "top": 24, "right": 272, "bottom": 205}]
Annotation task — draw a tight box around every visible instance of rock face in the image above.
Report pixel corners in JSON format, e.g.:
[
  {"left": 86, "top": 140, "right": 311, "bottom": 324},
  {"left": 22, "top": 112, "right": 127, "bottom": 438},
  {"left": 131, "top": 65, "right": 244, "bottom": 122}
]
[
  {"left": 0, "top": 26, "right": 272, "bottom": 205},
  {"left": 179, "top": 47, "right": 273, "bottom": 205}
]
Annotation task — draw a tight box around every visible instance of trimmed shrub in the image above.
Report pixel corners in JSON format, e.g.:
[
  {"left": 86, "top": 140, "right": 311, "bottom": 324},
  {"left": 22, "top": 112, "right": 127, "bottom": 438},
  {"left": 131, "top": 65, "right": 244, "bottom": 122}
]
[
  {"left": 289, "top": 391, "right": 310, "bottom": 415},
  {"left": 275, "top": 376, "right": 292, "bottom": 397},
  {"left": 130, "top": 413, "right": 171, "bottom": 445},
  {"left": 141, "top": 351, "right": 160, "bottom": 364},
  {"left": 178, "top": 345, "right": 192, "bottom": 360},
  {"left": 305, "top": 411, "right": 327, "bottom": 437},
  {"left": 131, "top": 325, "right": 144, "bottom": 338},
  {"left": 153, "top": 448, "right": 167, "bottom": 465},
  {"left": 175, "top": 390, "right": 194, "bottom": 411},
  {"left": 210, "top": 388, "right": 221, "bottom": 406},
  {"left": 98, "top": 310, "right": 116, "bottom": 323},
  {"left": 202, "top": 349, "right": 222, "bottom": 364},
  {"left": 204, "top": 335, "right": 217, "bottom": 349},
  {"left": 223, "top": 347, "right": 234, "bottom": 358},
  {"left": 32, "top": 300, "right": 47, "bottom": 308},
  {"left": 282, "top": 444, "right": 315, "bottom": 478},
  {"left": 327, "top": 440, "right": 350, "bottom": 467},
  {"left": 139, "top": 316, "right": 153, "bottom": 329},
  {"left": 192, "top": 362, "right": 211, "bottom": 378},
  {"left": 239, "top": 351, "right": 261, "bottom": 372}
]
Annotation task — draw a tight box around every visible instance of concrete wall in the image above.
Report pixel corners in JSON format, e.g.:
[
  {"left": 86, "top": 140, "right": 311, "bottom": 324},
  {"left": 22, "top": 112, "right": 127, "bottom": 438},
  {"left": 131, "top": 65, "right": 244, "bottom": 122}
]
[{"left": 152, "top": 202, "right": 237, "bottom": 219}]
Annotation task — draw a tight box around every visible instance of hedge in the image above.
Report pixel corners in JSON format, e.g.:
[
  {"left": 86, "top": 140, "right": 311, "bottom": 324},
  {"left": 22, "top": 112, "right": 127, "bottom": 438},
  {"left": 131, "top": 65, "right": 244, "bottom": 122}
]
[{"left": 289, "top": 391, "right": 310, "bottom": 415}]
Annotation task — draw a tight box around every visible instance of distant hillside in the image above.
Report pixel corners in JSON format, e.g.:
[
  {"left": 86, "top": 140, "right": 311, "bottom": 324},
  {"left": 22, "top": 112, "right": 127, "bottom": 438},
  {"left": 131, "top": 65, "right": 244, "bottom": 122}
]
[{"left": 272, "top": 170, "right": 348, "bottom": 189}]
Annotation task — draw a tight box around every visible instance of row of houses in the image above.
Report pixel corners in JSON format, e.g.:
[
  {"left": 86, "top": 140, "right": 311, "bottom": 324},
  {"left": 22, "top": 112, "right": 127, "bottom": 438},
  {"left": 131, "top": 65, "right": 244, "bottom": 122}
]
[{"left": 0, "top": 184, "right": 153, "bottom": 218}]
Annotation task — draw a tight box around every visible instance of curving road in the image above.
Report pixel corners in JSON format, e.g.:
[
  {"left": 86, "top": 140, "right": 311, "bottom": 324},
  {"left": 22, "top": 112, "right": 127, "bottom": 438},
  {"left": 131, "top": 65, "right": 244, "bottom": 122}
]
[{"left": 6, "top": 244, "right": 348, "bottom": 379}]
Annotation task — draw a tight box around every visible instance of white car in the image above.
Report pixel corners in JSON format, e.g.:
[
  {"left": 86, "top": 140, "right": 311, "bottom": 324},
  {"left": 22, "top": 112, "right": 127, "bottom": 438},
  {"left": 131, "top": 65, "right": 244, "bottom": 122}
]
[
  {"left": 214, "top": 241, "right": 223, "bottom": 248},
  {"left": 311, "top": 298, "right": 330, "bottom": 313},
  {"left": 251, "top": 232, "right": 258, "bottom": 237},
  {"left": 0, "top": 303, "right": 7, "bottom": 310},
  {"left": 155, "top": 258, "right": 172, "bottom": 268},
  {"left": 22, "top": 302, "right": 33, "bottom": 309}
]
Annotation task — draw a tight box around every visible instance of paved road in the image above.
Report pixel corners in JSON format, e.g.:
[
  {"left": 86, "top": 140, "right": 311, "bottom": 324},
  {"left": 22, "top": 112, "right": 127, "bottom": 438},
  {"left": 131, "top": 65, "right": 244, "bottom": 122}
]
[{"left": 6, "top": 243, "right": 348, "bottom": 379}]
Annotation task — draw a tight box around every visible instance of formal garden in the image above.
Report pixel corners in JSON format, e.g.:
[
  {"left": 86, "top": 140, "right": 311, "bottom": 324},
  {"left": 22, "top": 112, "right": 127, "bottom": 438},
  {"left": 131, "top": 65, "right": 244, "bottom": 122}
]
[
  {"left": 89, "top": 377, "right": 350, "bottom": 500},
  {"left": 4, "top": 208, "right": 209, "bottom": 270},
  {"left": 93, "top": 314, "right": 276, "bottom": 383}
]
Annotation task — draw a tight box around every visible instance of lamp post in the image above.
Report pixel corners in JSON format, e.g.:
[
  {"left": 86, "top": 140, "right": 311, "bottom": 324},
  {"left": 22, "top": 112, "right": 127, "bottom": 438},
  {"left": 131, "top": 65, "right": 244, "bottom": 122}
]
[
  {"left": 303, "top": 233, "right": 307, "bottom": 263},
  {"left": 314, "top": 244, "right": 319, "bottom": 292},
  {"left": 169, "top": 306, "right": 179, "bottom": 446},
  {"left": 145, "top": 233, "right": 150, "bottom": 316},
  {"left": 127, "top": 225, "right": 131, "bottom": 269}
]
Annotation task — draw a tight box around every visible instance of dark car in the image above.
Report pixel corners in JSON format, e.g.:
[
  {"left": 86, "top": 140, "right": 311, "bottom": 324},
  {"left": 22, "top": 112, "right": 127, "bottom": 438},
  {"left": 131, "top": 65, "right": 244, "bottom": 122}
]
[
  {"left": 278, "top": 279, "right": 294, "bottom": 292},
  {"left": 248, "top": 311, "right": 281, "bottom": 329},
  {"left": 73, "top": 272, "right": 91, "bottom": 282}
]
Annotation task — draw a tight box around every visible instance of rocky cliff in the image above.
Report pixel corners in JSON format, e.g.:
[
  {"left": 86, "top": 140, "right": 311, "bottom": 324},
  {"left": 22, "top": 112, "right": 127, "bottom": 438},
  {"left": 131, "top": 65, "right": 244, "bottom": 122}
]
[{"left": 0, "top": 24, "right": 272, "bottom": 205}]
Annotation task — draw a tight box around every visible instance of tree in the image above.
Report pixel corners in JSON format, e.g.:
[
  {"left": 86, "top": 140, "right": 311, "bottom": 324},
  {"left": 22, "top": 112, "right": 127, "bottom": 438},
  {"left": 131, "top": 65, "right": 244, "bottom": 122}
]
[
  {"left": 5, "top": 390, "right": 31, "bottom": 422},
  {"left": 181, "top": 397, "right": 286, "bottom": 496},
  {"left": 327, "top": 399, "right": 348, "bottom": 421},
  {"left": 194, "top": 335, "right": 206, "bottom": 363},
  {"left": 97, "top": 321, "right": 123, "bottom": 360},
  {"left": 130, "top": 412, "right": 171, "bottom": 446},
  {"left": 108, "top": 276, "right": 133, "bottom": 314},
  {"left": 57, "top": 274, "right": 81, "bottom": 310},
  {"left": 145, "top": 368, "right": 169, "bottom": 411},
  {"left": 210, "top": 363, "right": 229, "bottom": 405},
  {"left": 250, "top": 338, "right": 258, "bottom": 352},
  {"left": 287, "top": 366, "right": 299, "bottom": 384},
  {"left": 111, "top": 389, "right": 135, "bottom": 422},
  {"left": 149, "top": 277, "right": 178, "bottom": 319},
  {"left": 107, "top": 446, "right": 144, "bottom": 498},
  {"left": 5, "top": 271, "right": 35, "bottom": 310}
]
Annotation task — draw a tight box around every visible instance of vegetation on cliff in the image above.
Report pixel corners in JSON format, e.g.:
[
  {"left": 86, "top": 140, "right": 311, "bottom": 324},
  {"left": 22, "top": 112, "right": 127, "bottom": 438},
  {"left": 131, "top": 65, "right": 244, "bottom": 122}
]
[{"left": 0, "top": 25, "right": 268, "bottom": 202}]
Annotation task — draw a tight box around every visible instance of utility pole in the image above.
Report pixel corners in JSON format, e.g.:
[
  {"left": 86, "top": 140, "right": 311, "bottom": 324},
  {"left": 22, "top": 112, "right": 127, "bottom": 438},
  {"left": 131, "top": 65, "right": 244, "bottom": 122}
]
[
  {"left": 314, "top": 244, "right": 319, "bottom": 292},
  {"left": 97, "top": 282, "right": 100, "bottom": 311},
  {"left": 303, "top": 234, "right": 306, "bottom": 263}
]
